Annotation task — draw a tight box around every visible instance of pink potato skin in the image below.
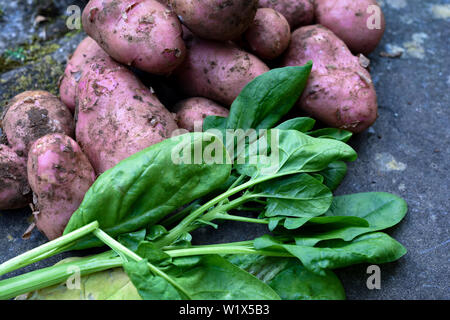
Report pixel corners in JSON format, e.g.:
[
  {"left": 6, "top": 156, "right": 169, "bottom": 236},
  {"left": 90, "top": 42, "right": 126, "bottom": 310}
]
[
  {"left": 174, "top": 38, "right": 270, "bottom": 106},
  {"left": 27, "top": 134, "right": 96, "bottom": 240},
  {"left": 59, "top": 37, "right": 111, "bottom": 112},
  {"left": 2, "top": 91, "right": 75, "bottom": 157},
  {"left": 76, "top": 60, "right": 178, "bottom": 174},
  {"left": 0, "top": 145, "right": 31, "bottom": 210},
  {"left": 281, "top": 25, "right": 378, "bottom": 133},
  {"left": 82, "top": 0, "right": 186, "bottom": 75},
  {"left": 175, "top": 97, "right": 229, "bottom": 132},
  {"left": 244, "top": 8, "right": 291, "bottom": 60},
  {"left": 171, "top": 0, "right": 258, "bottom": 41},
  {"left": 258, "top": 0, "right": 314, "bottom": 29},
  {"left": 315, "top": 0, "right": 385, "bottom": 55}
]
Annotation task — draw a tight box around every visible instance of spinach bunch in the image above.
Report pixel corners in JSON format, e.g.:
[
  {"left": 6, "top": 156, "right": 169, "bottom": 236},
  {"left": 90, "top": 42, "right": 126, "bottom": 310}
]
[{"left": 0, "top": 63, "right": 408, "bottom": 300}]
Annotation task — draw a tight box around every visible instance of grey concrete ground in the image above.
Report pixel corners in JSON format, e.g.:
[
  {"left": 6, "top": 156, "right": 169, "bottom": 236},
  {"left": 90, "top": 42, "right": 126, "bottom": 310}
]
[{"left": 0, "top": 0, "right": 448, "bottom": 299}]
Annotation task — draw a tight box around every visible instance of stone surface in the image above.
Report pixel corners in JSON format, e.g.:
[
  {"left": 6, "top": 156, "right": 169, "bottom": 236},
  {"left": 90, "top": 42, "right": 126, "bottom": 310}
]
[{"left": 0, "top": 0, "right": 448, "bottom": 300}]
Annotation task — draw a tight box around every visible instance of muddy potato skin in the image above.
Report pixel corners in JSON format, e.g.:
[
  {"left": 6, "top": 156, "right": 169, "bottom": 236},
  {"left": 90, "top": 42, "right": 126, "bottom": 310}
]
[
  {"left": 315, "top": 0, "right": 385, "bottom": 55},
  {"left": 59, "top": 37, "right": 111, "bottom": 112},
  {"left": 27, "top": 134, "right": 96, "bottom": 240},
  {"left": 2, "top": 91, "right": 75, "bottom": 157},
  {"left": 175, "top": 97, "right": 229, "bottom": 132},
  {"left": 0, "top": 145, "right": 31, "bottom": 210},
  {"left": 76, "top": 60, "right": 178, "bottom": 174},
  {"left": 171, "top": 0, "right": 258, "bottom": 41},
  {"left": 82, "top": 0, "right": 186, "bottom": 75},
  {"left": 281, "top": 25, "right": 378, "bottom": 133},
  {"left": 244, "top": 8, "right": 291, "bottom": 60},
  {"left": 258, "top": 0, "right": 314, "bottom": 29},
  {"left": 175, "top": 38, "right": 270, "bottom": 106}
]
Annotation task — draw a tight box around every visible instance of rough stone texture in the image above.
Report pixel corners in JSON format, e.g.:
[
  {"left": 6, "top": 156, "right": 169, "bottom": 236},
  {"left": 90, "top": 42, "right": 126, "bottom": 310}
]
[{"left": 0, "top": 0, "right": 448, "bottom": 299}]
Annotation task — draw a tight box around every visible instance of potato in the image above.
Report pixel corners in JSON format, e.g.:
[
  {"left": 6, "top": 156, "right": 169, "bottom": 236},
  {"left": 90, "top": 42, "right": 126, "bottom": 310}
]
[
  {"left": 27, "top": 134, "right": 96, "bottom": 240},
  {"left": 2, "top": 91, "right": 75, "bottom": 157},
  {"left": 82, "top": 0, "right": 186, "bottom": 75},
  {"left": 315, "top": 0, "right": 385, "bottom": 54},
  {"left": 0, "top": 145, "right": 30, "bottom": 210},
  {"left": 59, "top": 37, "right": 112, "bottom": 113},
  {"left": 281, "top": 25, "right": 378, "bottom": 133},
  {"left": 244, "top": 8, "right": 291, "bottom": 60},
  {"left": 174, "top": 97, "right": 229, "bottom": 132},
  {"left": 174, "top": 38, "right": 270, "bottom": 106},
  {"left": 171, "top": 0, "right": 258, "bottom": 41},
  {"left": 258, "top": 0, "right": 314, "bottom": 29},
  {"left": 76, "top": 59, "right": 178, "bottom": 174}
]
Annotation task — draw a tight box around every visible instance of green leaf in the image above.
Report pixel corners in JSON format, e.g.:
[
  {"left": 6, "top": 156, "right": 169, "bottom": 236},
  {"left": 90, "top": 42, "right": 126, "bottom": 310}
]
[
  {"left": 136, "top": 242, "right": 172, "bottom": 266},
  {"left": 236, "top": 129, "right": 357, "bottom": 179},
  {"left": 123, "top": 260, "right": 181, "bottom": 300},
  {"left": 118, "top": 229, "right": 146, "bottom": 251},
  {"left": 203, "top": 116, "right": 227, "bottom": 133},
  {"left": 166, "top": 255, "right": 280, "bottom": 300},
  {"left": 253, "top": 174, "right": 333, "bottom": 218},
  {"left": 64, "top": 132, "right": 232, "bottom": 250},
  {"left": 226, "top": 64, "right": 312, "bottom": 130},
  {"left": 291, "top": 192, "right": 408, "bottom": 244},
  {"left": 275, "top": 117, "right": 316, "bottom": 132},
  {"left": 319, "top": 161, "right": 348, "bottom": 191},
  {"left": 254, "top": 233, "right": 407, "bottom": 275},
  {"left": 145, "top": 225, "right": 168, "bottom": 241},
  {"left": 307, "top": 128, "right": 353, "bottom": 142},
  {"left": 227, "top": 255, "right": 345, "bottom": 300}
]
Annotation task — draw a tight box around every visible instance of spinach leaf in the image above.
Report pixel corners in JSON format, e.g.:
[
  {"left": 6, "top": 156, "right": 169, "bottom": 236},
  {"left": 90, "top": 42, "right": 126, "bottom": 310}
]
[
  {"left": 203, "top": 116, "right": 227, "bottom": 136},
  {"left": 64, "top": 132, "right": 232, "bottom": 250},
  {"left": 167, "top": 255, "right": 281, "bottom": 300},
  {"left": 254, "top": 232, "right": 407, "bottom": 275},
  {"left": 318, "top": 161, "right": 348, "bottom": 191},
  {"left": 307, "top": 128, "right": 353, "bottom": 142},
  {"left": 227, "top": 255, "right": 345, "bottom": 300},
  {"left": 125, "top": 254, "right": 281, "bottom": 300},
  {"left": 226, "top": 64, "right": 312, "bottom": 130},
  {"left": 276, "top": 216, "right": 369, "bottom": 232},
  {"left": 123, "top": 260, "right": 181, "bottom": 300},
  {"left": 253, "top": 174, "right": 333, "bottom": 218},
  {"left": 236, "top": 129, "right": 357, "bottom": 179},
  {"left": 275, "top": 117, "right": 316, "bottom": 132},
  {"left": 118, "top": 230, "right": 147, "bottom": 251},
  {"left": 324, "top": 192, "right": 408, "bottom": 228}
]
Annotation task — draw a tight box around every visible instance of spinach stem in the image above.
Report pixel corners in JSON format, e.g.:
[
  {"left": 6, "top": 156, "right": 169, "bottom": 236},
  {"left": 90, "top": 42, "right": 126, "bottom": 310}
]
[
  {"left": 165, "top": 246, "right": 292, "bottom": 258},
  {"left": 212, "top": 213, "right": 269, "bottom": 225},
  {"left": 0, "top": 221, "right": 99, "bottom": 277},
  {"left": 92, "top": 229, "right": 193, "bottom": 300},
  {"left": 0, "top": 251, "right": 121, "bottom": 300}
]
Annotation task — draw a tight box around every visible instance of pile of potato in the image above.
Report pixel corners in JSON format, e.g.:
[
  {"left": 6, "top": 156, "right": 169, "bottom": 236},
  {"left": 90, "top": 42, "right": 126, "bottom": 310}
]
[{"left": 0, "top": 0, "right": 385, "bottom": 240}]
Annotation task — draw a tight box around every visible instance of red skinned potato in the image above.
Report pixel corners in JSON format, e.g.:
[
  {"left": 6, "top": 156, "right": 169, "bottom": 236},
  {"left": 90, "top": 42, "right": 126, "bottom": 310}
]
[
  {"left": 281, "top": 25, "right": 378, "bottom": 133},
  {"left": 59, "top": 37, "right": 112, "bottom": 112},
  {"left": 27, "top": 134, "right": 96, "bottom": 240},
  {"left": 315, "top": 0, "right": 385, "bottom": 55},
  {"left": 82, "top": 0, "right": 186, "bottom": 75},
  {"left": 175, "top": 97, "right": 229, "bottom": 132},
  {"left": 244, "top": 8, "right": 291, "bottom": 60},
  {"left": 2, "top": 91, "right": 75, "bottom": 157},
  {"left": 259, "top": 0, "right": 314, "bottom": 29},
  {"left": 76, "top": 60, "right": 178, "bottom": 174},
  {"left": 174, "top": 38, "right": 270, "bottom": 106},
  {"left": 171, "top": 0, "right": 258, "bottom": 41},
  {"left": 0, "top": 145, "right": 30, "bottom": 210}
]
